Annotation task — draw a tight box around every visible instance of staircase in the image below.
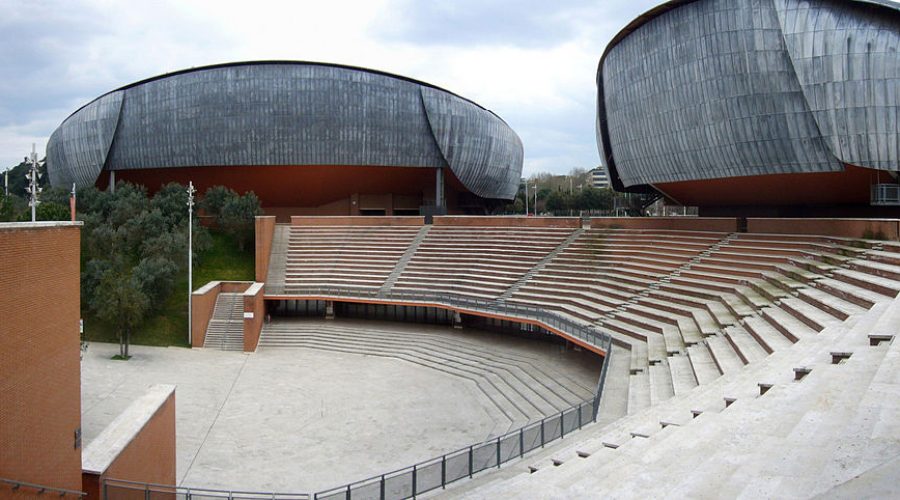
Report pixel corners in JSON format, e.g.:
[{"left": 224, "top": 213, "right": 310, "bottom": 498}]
[
  {"left": 264, "top": 224, "right": 290, "bottom": 295},
  {"left": 499, "top": 228, "right": 585, "bottom": 300},
  {"left": 379, "top": 225, "right": 431, "bottom": 296},
  {"left": 204, "top": 293, "right": 244, "bottom": 351}
]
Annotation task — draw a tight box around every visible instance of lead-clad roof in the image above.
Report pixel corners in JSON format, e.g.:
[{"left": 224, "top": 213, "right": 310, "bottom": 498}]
[
  {"left": 596, "top": 0, "right": 900, "bottom": 190},
  {"left": 47, "top": 61, "right": 523, "bottom": 200}
]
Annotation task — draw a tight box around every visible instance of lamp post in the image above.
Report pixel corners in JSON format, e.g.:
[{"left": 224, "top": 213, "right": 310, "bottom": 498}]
[
  {"left": 25, "top": 144, "right": 41, "bottom": 222},
  {"left": 533, "top": 184, "right": 537, "bottom": 216},
  {"left": 187, "top": 181, "right": 196, "bottom": 346}
]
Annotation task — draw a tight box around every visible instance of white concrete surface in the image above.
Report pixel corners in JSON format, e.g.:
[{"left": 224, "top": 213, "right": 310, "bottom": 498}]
[
  {"left": 82, "top": 384, "right": 175, "bottom": 474},
  {"left": 81, "top": 320, "right": 600, "bottom": 493}
]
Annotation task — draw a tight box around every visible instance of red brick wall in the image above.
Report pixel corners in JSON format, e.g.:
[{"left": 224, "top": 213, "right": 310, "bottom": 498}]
[
  {"left": 590, "top": 217, "right": 738, "bottom": 232},
  {"left": 747, "top": 218, "right": 900, "bottom": 240},
  {"left": 191, "top": 282, "right": 220, "bottom": 347},
  {"left": 255, "top": 216, "right": 276, "bottom": 282},
  {"left": 191, "top": 281, "right": 253, "bottom": 347},
  {"left": 290, "top": 216, "right": 425, "bottom": 226},
  {"left": 81, "top": 390, "right": 177, "bottom": 500},
  {"left": 433, "top": 216, "right": 582, "bottom": 228},
  {"left": 0, "top": 223, "right": 83, "bottom": 492},
  {"left": 243, "top": 284, "right": 265, "bottom": 352}
]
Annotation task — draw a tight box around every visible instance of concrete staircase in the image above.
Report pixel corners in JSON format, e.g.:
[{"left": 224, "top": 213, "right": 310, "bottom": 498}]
[
  {"left": 499, "top": 228, "right": 585, "bottom": 300},
  {"left": 259, "top": 319, "right": 600, "bottom": 435},
  {"left": 203, "top": 293, "right": 244, "bottom": 351},
  {"left": 264, "top": 224, "right": 290, "bottom": 294},
  {"left": 379, "top": 225, "right": 431, "bottom": 296}
]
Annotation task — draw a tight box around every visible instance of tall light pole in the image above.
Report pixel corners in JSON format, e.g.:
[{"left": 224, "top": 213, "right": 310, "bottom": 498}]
[
  {"left": 25, "top": 144, "right": 41, "bottom": 222},
  {"left": 187, "top": 181, "right": 196, "bottom": 346},
  {"left": 533, "top": 184, "right": 538, "bottom": 216}
]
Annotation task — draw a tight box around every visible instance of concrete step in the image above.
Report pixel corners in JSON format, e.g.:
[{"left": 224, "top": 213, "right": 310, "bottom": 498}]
[
  {"left": 596, "top": 345, "right": 631, "bottom": 426},
  {"left": 686, "top": 345, "right": 721, "bottom": 385},
  {"left": 263, "top": 322, "right": 598, "bottom": 401},
  {"left": 627, "top": 371, "right": 651, "bottom": 415},
  {"left": 831, "top": 268, "right": 900, "bottom": 298},
  {"left": 649, "top": 362, "right": 675, "bottom": 406},
  {"left": 706, "top": 301, "right": 739, "bottom": 327},
  {"left": 667, "top": 354, "right": 698, "bottom": 396},
  {"left": 724, "top": 325, "right": 769, "bottom": 365},
  {"left": 719, "top": 293, "right": 755, "bottom": 318},
  {"left": 777, "top": 298, "right": 835, "bottom": 333},
  {"left": 743, "top": 315, "right": 793, "bottom": 354},
  {"left": 759, "top": 305, "right": 818, "bottom": 344},
  {"left": 797, "top": 287, "right": 867, "bottom": 320},
  {"left": 267, "top": 335, "right": 537, "bottom": 424},
  {"left": 814, "top": 277, "right": 891, "bottom": 309},
  {"left": 705, "top": 335, "right": 745, "bottom": 374}
]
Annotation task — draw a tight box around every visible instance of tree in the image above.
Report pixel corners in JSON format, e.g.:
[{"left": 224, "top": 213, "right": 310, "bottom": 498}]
[
  {"left": 90, "top": 268, "right": 149, "bottom": 359},
  {"left": 150, "top": 182, "right": 189, "bottom": 226},
  {"left": 200, "top": 185, "right": 238, "bottom": 219},
  {"left": 133, "top": 256, "right": 179, "bottom": 311},
  {"left": 0, "top": 192, "right": 26, "bottom": 221},
  {"left": 220, "top": 192, "right": 262, "bottom": 251},
  {"left": 545, "top": 190, "right": 570, "bottom": 212},
  {"left": 17, "top": 201, "right": 70, "bottom": 221}
]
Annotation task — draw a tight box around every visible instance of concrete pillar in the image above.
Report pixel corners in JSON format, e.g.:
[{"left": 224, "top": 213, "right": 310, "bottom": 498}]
[
  {"left": 109, "top": 170, "right": 116, "bottom": 193},
  {"left": 452, "top": 311, "right": 463, "bottom": 329},
  {"left": 435, "top": 167, "right": 445, "bottom": 210},
  {"left": 325, "top": 301, "right": 335, "bottom": 320}
]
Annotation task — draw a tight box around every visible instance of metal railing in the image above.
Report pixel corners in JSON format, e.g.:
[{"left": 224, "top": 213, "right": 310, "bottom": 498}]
[
  {"left": 1, "top": 477, "right": 85, "bottom": 497},
  {"left": 265, "top": 286, "right": 613, "bottom": 354},
  {"left": 313, "top": 399, "right": 597, "bottom": 500},
  {"left": 871, "top": 183, "right": 900, "bottom": 205},
  {"left": 103, "top": 478, "right": 310, "bottom": 499},
  {"left": 312, "top": 325, "right": 614, "bottom": 500}
]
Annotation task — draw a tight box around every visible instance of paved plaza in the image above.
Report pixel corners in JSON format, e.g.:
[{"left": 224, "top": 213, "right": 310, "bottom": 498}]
[{"left": 80, "top": 320, "right": 600, "bottom": 493}]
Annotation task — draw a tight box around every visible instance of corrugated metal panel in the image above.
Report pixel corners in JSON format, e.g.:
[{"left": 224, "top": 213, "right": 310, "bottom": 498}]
[
  {"left": 46, "top": 91, "right": 123, "bottom": 187},
  {"left": 597, "top": 0, "right": 899, "bottom": 189},
  {"left": 46, "top": 62, "right": 523, "bottom": 200},
  {"left": 775, "top": 0, "right": 900, "bottom": 170},
  {"left": 421, "top": 86, "right": 523, "bottom": 200}
]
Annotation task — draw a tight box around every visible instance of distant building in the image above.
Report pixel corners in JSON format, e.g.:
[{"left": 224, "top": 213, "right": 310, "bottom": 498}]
[{"left": 590, "top": 167, "right": 610, "bottom": 189}]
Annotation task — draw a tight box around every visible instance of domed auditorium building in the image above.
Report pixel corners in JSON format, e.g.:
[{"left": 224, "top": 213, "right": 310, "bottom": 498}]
[
  {"left": 597, "top": 0, "right": 900, "bottom": 216},
  {"left": 46, "top": 61, "right": 523, "bottom": 218}
]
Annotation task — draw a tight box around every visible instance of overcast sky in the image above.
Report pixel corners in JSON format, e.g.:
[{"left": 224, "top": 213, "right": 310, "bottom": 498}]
[{"left": 0, "top": 0, "right": 661, "bottom": 176}]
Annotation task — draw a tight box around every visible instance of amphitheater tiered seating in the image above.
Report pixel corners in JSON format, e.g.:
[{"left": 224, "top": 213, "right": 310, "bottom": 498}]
[
  {"left": 391, "top": 226, "right": 577, "bottom": 299},
  {"left": 282, "top": 225, "right": 423, "bottom": 292},
  {"left": 259, "top": 319, "right": 598, "bottom": 432},
  {"left": 436, "top": 293, "right": 900, "bottom": 499},
  {"left": 270, "top": 222, "right": 900, "bottom": 421}
]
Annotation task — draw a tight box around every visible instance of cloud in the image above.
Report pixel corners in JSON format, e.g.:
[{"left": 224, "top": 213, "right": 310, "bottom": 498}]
[{"left": 0, "top": 0, "right": 662, "bottom": 174}]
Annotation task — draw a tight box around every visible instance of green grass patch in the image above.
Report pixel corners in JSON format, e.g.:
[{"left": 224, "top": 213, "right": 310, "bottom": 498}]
[{"left": 82, "top": 231, "right": 255, "bottom": 347}]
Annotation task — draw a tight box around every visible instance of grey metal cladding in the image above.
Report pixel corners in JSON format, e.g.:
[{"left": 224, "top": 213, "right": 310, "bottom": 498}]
[
  {"left": 775, "top": 0, "right": 900, "bottom": 170},
  {"left": 45, "top": 91, "right": 123, "bottom": 187},
  {"left": 421, "top": 86, "right": 524, "bottom": 199},
  {"left": 598, "top": 0, "right": 900, "bottom": 189},
  {"left": 47, "top": 62, "right": 523, "bottom": 200}
]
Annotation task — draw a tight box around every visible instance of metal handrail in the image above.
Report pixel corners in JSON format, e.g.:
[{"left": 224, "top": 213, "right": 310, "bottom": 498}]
[
  {"left": 1, "top": 477, "right": 86, "bottom": 497},
  {"left": 265, "top": 285, "right": 613, "bottom": 354},
  {"left": 312, "top": 398, "right": 600, "bottom": 500},
  {"left": 102, "top": 478, "right": 309, "bottom": 499}
]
